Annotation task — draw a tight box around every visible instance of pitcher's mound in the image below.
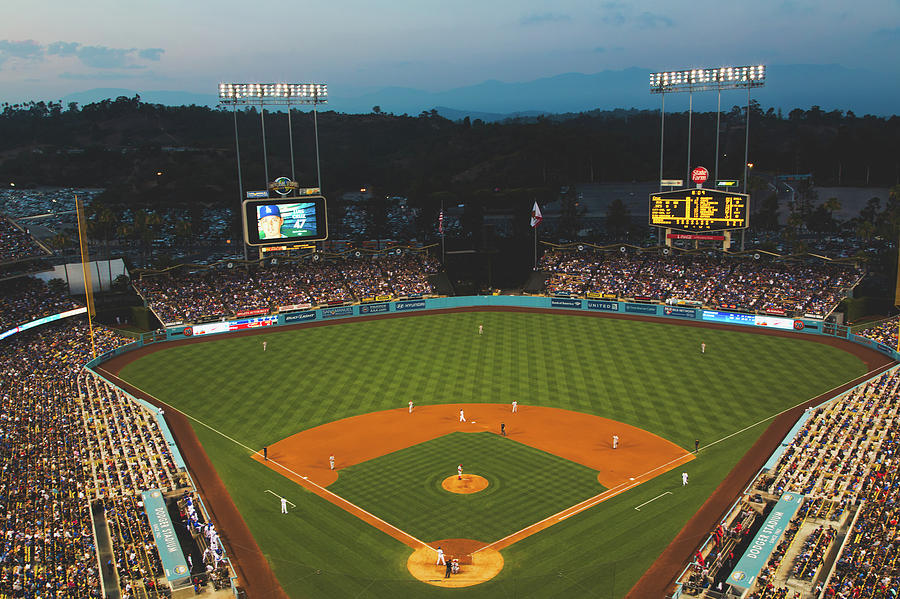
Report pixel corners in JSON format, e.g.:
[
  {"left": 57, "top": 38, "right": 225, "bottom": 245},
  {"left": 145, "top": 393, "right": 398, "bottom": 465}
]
[
  {"left": 407, "top": 539, "right": 503, "bottom": 587},
  {"left": 442, "top": 474, "right": 488, "bottom": 494}
]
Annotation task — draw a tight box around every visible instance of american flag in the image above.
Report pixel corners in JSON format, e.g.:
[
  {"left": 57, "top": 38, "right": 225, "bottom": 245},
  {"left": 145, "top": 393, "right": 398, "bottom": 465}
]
[{"left": 438, "top": 209, "right": 444, "bottom": 234}]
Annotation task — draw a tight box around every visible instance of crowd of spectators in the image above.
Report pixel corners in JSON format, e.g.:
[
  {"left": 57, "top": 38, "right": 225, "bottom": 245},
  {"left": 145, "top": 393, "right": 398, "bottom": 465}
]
[
  {"left": 541, "top": 249, "right": 861, "bottom": 317},
  {"left": 133, "top": 253, "right": 438, "bottom": 324},
  {"left": 0, "top": 314, "right": 222, "bottom": 597},
  {"left": 0, "top": 276, "right": 82, "bottom": 333},
  {"left": 855, "top": 316, "right": 900, "bottom": 349},
  {"left": 691, "top": 368, "right": 900, "bottom": 598},
  {"left": 0, "top": 217, "right": 47, "bottom": 264}
]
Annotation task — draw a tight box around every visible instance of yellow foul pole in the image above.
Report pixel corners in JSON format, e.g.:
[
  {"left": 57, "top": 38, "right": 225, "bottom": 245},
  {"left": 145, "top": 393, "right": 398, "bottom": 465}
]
[{"left": 76, "top": 196, "right": 97, "bottom": 358}]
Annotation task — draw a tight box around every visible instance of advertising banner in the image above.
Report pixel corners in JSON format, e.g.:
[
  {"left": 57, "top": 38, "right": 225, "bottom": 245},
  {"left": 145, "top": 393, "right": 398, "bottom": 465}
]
[
  {"left": 586, "top": 300, "right": 618, "bottom": 311},
  {"left": 376, "top": 295, "right": 393, "bottom": 302},
  {"left": 323, "top": 306, "right": 354, "bottom": 318},
  {"left": 284, "top": 311, "right": 317, "bottom": 323},
  {"left": 727, "top": 493, "right": 804, "bottom": 590},
  {"left": 551, "top": 298, "right": 582, "bottom": 308},
  {"left": 663, "top": 306, "right": 696, "bottom": 318},
  {"left": 359, "top": 303, "right": 390, "bottom": 314},
  {"left": 396, "top": 299, "right": 426, "bottom": 311},
  {"left": 278, "top": 303, "right": 312, "bottom": 312},
  {"left": 624, "top": 303, "right": 657, "bottom": 314},
  {"left": 702, "top": 310, "right": 756, "bottom": 325},
  {"left": 753, "top": 315, "right": 796, "bottom": 330},
  {"left": 141, "top": 489, "right": 191, "bottom": 586},
  {"left": 235, "top": 308, "right": 268, "bottom": 318}
]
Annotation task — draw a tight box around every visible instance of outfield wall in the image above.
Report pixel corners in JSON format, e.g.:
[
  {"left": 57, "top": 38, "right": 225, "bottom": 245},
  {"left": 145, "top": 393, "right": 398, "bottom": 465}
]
[{"left": 81, "top": 295, "right": 899, "bottom": 367}]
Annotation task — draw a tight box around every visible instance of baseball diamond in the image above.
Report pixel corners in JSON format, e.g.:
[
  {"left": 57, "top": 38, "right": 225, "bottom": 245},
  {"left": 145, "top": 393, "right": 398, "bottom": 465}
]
[{"left": 102, "top": 308, "right": 885, "bottom": 598}]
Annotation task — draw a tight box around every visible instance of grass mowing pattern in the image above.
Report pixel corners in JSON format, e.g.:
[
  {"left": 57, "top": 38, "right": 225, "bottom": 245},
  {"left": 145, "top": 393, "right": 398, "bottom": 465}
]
[
  {"left": 329, "top": 431, "right": 603, "bottom": 541},
  {"left": 117, "top": 311, "right": 868, "bottom": 598}
]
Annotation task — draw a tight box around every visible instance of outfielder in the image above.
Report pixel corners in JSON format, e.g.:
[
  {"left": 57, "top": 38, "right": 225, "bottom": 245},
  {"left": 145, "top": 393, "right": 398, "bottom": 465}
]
[
  {"left": 263, "top": 340, "right": 267, "bottom": 351},
  {"left": 478, "top": 324, "right": 483, "bottom": 335}
]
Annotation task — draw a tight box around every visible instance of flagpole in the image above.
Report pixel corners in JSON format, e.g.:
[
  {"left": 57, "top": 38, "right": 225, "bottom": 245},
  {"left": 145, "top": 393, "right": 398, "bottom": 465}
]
[
  {"left": 440, "top": 200, "right": 445, "bottom": 264},
  {"left": 534, "top": 225, "right": 537, "bottom": 270}
]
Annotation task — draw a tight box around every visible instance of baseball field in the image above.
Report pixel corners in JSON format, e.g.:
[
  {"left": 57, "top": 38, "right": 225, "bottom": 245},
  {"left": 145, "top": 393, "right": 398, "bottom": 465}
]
[{"left": 108, "top": 309, "right": 873, "bottom": 598}]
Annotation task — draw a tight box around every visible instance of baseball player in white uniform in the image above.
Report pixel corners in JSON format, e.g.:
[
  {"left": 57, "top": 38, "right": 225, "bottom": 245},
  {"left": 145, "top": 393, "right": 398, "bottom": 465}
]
[
  {"left": 436, "top": 547, "right": 445, "bottom": 565},
  {"left": 263, "top": 340, "right": 267, "bottom": 351},
  {"left": 682, "top": 472, "right": 689, "bottom": 485},
  {"left": 701, "top": 342, "right": 706, "bottom": 354},
  {"left": 478, "top": 324, "right": 483, "bottom": 335},
  {"left": 459, "top": 409, "right": 466, "bottom": 422},
  {"left": 458, "top": 464, "right": 463, "bottom": 480},
  {"left": 512, "top": 400, "right": 517, "bottom": 413},
  {"left": 280, "top": 497, "right": 287, "bottom": 514},
  {"left": 329, "top": 454, "right": 335, "bottom": 470},
  {"left": 409, "top": 401, "right": 413, "bottom": 413},
  {"left": 612, "top": 434, "right": 619, "bottom": 449}
]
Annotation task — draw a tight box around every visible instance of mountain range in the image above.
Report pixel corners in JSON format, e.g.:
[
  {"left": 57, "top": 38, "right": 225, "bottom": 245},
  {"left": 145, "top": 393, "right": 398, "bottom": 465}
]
[{"left": 58, "top": 64, "right": 899, "bottom": 121}]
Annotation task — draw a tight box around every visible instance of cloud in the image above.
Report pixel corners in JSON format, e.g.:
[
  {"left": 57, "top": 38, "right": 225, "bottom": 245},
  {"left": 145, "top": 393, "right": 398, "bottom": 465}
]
[
  {"left": 520, "top": 13, "right": 571, "bottom": 25},
  {"left": 75, "top": 45, "right": 136, "bottom": 69},
  {"left": 47, "top": 41, "right": 79, "bottom": 56},
  {"left": 138, "top": 48, "right": 164, "bottom": 61},
  {"left": 599, "top": 3, "right": 672, "bottom": 28},
  {"left": 873, "top": 27, "right": 900, "bottom": 41},
  {"left": 635, "top": 11, "right": 673, "bottom": 28},
  {"left": 0, "top": 40, "right": 43, "bottom": 65},
  {"left": 0, "top": 40, "right": 165, "bottom": 70}
]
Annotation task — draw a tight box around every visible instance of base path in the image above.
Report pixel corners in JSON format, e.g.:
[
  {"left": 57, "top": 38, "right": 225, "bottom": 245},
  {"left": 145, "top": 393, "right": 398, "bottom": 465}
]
[{"left": 261, "top": 403, "right": 692, "bottom": 491}]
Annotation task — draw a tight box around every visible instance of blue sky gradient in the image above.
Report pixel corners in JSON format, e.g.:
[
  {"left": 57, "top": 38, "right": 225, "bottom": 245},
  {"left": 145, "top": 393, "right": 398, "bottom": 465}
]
[{"left": 1, "top": 0, "right": 898, "bottom": 111}]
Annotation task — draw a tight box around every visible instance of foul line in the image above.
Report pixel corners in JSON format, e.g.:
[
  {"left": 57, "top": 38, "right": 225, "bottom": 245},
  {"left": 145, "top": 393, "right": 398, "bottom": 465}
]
[
  {"left": 634, "top": 492, "right": 672, "bottom": 511},
  {"left": 265, "top": 489, "right": 296, "bottom": 507},
  {"left": 94, "top": 367, "right": 434, "bottom": 552},
  {"left": 96, "top": 362, "right": 896, "bottom": 559}
]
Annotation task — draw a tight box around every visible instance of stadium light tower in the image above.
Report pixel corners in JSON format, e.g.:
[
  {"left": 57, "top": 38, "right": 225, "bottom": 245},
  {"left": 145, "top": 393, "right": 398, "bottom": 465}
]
[
  {"left": 649, "top": 65, "right": 765, "bottom": 192},
  {"left": 218, "top": 82, "right": 328, "bottom": 259}
]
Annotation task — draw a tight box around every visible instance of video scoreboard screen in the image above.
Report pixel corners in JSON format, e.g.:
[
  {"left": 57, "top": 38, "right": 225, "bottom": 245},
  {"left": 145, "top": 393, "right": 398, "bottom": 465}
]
[
  {"left": 649, "top": 188, "right": 749, "bottom": 231},
  {"left": 242, "top": 196, "right": 328, "bottom": 246}
]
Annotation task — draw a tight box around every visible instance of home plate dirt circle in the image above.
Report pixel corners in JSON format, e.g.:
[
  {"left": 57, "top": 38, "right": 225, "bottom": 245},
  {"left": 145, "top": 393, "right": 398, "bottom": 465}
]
[
  {"left": 442, "top": 474, "right": 489, "bottom": 494},
  {"left": 407, "top": 538, "right": 503, "bottom": 587}
]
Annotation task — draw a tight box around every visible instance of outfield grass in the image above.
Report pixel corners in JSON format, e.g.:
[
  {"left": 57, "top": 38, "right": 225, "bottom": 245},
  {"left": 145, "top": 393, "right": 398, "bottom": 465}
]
[
  {"left": 117, "top": 311, "right": 868, "bottom": 598},
  {"left": 330, "top": 431, "right": 603, "bottom": 541}
]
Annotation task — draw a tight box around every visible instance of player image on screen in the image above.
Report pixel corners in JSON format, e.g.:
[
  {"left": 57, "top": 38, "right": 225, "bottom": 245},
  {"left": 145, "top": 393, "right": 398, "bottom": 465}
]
[{"left": 257, "top": 203, "right": 317, "bottom": 240}]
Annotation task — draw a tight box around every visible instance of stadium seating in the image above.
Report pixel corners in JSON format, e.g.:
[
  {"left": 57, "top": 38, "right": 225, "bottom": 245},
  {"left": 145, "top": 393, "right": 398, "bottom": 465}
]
[
  {"left": 133, "top": 253, "right": 438, "bottom": 324},
  {"left": 540, "top": 249, "right": 861, "bottom": 318}
]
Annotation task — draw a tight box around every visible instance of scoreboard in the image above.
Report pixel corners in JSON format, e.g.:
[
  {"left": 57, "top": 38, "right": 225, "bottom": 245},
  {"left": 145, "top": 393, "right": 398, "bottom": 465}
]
[{"left": 649, "top": 188, "right": 749, "bottom": 231}]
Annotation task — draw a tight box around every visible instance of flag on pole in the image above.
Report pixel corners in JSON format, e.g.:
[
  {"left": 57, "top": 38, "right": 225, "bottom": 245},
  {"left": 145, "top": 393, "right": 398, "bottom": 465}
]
[
  {"left": 438, "top": 209, "right": 444, "bottom": 234},
  {"left": 530, "top": 201, "right": 543, "bottom": 228}
]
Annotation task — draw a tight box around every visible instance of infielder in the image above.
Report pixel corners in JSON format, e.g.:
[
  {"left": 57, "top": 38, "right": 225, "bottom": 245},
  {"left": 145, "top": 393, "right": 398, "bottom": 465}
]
[
  {"left": 329, "top": 454, "right": 335, "bottom": 470},
  {"left": 280, "top": 497, "right": 287, "bottom": 514},
  {"left": 409, "top": 401, "right": 413, "bottom": 414},
  {"left": 682, "top": 472, "right": 689, "bottom": 485},
  {"left": 459, "top": 409, "right": 466, "bottom": 422},
  {"left": 458, "top": 464, "right": 463, "bottom": 480},
  {"left": 613, "top": 434, "right": 619, "bottom": 449},
  {"left": 512, "top": 400, "right": 517, "bottom": 413}
]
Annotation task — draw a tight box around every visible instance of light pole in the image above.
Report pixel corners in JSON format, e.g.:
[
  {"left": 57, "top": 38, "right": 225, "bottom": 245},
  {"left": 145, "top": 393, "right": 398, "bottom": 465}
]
[
  {"left": 650, "top": 65, "right": 765, "bottom": 187},
  {"left": 218, "top": 83, "right": 328, "bottom": 256}
]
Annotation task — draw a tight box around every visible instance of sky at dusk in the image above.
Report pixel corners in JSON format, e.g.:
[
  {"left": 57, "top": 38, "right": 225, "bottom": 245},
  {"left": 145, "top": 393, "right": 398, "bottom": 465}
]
[{"left": 1, "top": 0, "right": 899, "bottom": 108}]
